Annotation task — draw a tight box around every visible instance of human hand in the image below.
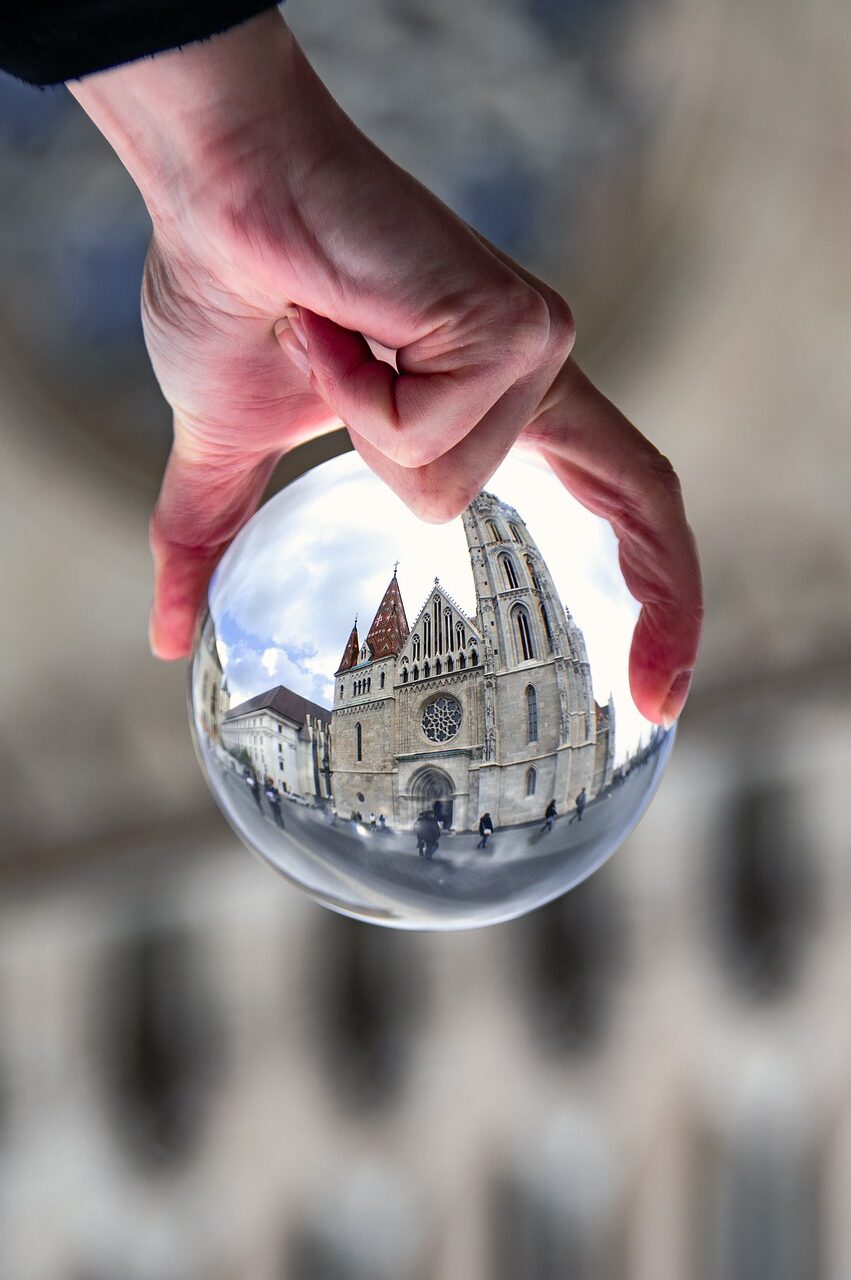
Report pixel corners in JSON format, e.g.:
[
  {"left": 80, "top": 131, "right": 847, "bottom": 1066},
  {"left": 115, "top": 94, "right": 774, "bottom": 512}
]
[{"left": 69, "top": 9, "right": 701, "bottom": 725}]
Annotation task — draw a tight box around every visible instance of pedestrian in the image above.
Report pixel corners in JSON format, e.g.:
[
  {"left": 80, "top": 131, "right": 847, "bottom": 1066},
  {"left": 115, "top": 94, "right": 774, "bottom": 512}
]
[
  {"left": 541, "top": 798, "right": 557, "bottom": 834},
  {"left": 369, "top": 811, "right": 377, "bottom": 831},
  {"left": 477, "top": 812, "right": 494, "bottom": 850},
  {"left": 264, "top": 780, "right": 284, "bottom": 828},
  {"left": 245, "top": 770, "right": 262, "bottom": 811},
  {"left": 414, "top": 811, "right": 440, "bottom": 860},
  {"left": 569, "top": 787, "right": 588, "bottom": 823},
  {"left": 378, "top": 814, "right": 386, "bottom": 833}
]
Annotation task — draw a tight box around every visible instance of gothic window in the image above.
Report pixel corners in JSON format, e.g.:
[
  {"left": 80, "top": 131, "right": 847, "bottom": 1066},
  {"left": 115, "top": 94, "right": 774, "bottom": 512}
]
[
  {"left": 526, "top": 766, "right": 537, "bottom": 796},
  {"left": 486, "top": 519, "right": 503, "bottom": 542},
  {"left": 379, "top": 671, "right": 385, "bottom": 689},
  {"left": 525, "top": 556, "right": 543, "bottom": 592},
  {"left": 423, "top": 661, "right": 431, "bottom": 679},
  {"left": 412, "top": 664, "right": 419, "bottom": 681},
  {"left": 456, "top": 621, "right": 465, "bottom": 650},
  {"left": 421, "top": 695, "right": 463, "bottom": 743},
  {"left": 423, "top": 615, "right": 432, "bottom": 658},
  {"left": 444, "top": 610, "right": 453, "bottom": 652},
  {"left": 500, "top": 554, "right": 520, "bottom": 589},
  {"left": 411, "top": 634, "right": 421, "bottom": 662},
  {"left": 435, "top": 658, "right": 442, "bottom": 675},
  {"left": 434, "top": 599, "right": 442, "bottom": 653},
  {"left": 360, "top": 644, "right": 368, "bottom": 661},
  {"left": 446, "top": 655, "right": 454, "bottom": 672},
  {"left": 459, "top": 652, "right": 466, "bottom": 669},
  {"left": 355, "top": 722, "right": 362, "bottom": 761},
  {"left": 515, "top": 606, "right": 535, "bottom": 661},
  {"left": 540, "top": 604, "right": 554, "bottom": 651},
  {"left": 470, "top": 648, "right": 479, "bottom": 666},
  {"left": 510, "top": 522, "right": 524, "bottom": 543},
  {"left": 367, "top": 677, "right": 371, "bottom": 692},
  {"left": 526, "top": 685, "right": 538, "bottom": 742},
  {"left": 401, "top": 666, "right": 409, "bottom": 684}
]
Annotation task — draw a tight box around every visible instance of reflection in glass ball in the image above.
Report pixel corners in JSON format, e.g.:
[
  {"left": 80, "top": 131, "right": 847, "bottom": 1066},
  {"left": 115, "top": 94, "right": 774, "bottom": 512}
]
[{"left": 190, "top": 449, "right": 674, "bottom": 930}]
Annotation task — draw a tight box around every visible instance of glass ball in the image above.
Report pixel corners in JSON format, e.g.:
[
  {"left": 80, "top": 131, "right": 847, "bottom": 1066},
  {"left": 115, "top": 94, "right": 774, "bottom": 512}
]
[{"left": 189, "top": 448, "right": 674, "bottom": 930}]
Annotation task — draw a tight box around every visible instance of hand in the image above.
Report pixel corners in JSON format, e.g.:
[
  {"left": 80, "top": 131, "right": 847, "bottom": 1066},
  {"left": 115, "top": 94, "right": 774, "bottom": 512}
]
[{"left": 69, "top": 9, "right": 701, "bottom": 725}]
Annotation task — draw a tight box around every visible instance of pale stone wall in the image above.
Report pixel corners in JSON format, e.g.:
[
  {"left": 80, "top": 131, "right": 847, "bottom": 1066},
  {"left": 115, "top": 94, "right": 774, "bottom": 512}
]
[
  {"left": 331, "top": 694, "right": 398, "bottom": 820},
  {"left": 222, "top": 710, "right": 330, "bottom": 803},
  {"left": 222, "top": 710, "right": 302, "bottom": 793},
  {"left": 192, "top": 632, "right": 227, "bottom": 745}
]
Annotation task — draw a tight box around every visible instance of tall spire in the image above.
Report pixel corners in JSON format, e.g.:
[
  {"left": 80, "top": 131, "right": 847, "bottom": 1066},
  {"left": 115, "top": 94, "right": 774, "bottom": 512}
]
[
  {"left": 366, "top": 573, "right": 410, "bottom": 659},
  {"left": 335, "top": 618, "right": 360, "bottom": 674}
]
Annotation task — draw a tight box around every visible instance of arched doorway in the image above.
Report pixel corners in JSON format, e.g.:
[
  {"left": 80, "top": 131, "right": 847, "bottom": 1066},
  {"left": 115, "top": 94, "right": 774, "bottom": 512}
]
[{"left": 411, "top": 766, "right": 455, "bottom": 830}]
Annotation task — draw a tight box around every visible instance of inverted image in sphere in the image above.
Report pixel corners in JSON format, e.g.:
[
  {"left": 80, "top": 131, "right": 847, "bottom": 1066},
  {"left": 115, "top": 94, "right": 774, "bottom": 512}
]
[{"left": 190, "top": 449, "right": 674, "bottom": 929}]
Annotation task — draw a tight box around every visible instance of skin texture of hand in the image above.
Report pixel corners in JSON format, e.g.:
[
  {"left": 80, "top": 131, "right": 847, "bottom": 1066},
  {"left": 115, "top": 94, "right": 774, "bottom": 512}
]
[{"left": 68, "top": 9, "right": 702, "bottom": 726}]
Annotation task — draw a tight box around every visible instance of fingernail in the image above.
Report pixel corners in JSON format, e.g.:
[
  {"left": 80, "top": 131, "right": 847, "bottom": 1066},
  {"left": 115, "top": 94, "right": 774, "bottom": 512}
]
[
  {"left": 660, "top": 669, "right": 693, "bottom": 729},
  {"left": 274, "top": 318, "right": 311, "bottom": 377}
]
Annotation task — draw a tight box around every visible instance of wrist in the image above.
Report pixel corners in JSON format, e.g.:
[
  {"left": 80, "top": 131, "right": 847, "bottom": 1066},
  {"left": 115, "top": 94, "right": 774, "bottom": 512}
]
[{"left": 68, "top": 9, "right": 296, "bottom": 235}]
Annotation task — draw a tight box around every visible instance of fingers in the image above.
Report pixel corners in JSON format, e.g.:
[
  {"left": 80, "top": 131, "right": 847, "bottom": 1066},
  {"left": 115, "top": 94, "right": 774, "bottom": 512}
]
[
  {"left": 277, "top": 303, "right": 571, "bottom": 520},
  {"left": 149, "top": 416, "right": 279, "bottom": 659},
  {"left": 523, "top": 359, "right": 703, "bottom": 727},
  {"left": 276, "top": 294, "right": 571, "bottom": 471}
]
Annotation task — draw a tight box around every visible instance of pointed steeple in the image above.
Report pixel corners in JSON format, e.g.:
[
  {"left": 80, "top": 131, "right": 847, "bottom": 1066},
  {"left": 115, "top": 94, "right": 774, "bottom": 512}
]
[
  {"left": 365, "top": 571, "right": 410, "bottom": 659},
  {"left": 336, "top": 618, "right": 360, "bottom": 675}
]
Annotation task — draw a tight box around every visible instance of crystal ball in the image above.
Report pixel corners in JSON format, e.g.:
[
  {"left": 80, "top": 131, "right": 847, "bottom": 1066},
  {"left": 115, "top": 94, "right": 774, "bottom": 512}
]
[{"left": 190, "top": 448, "right": 674, "bottom": 929}]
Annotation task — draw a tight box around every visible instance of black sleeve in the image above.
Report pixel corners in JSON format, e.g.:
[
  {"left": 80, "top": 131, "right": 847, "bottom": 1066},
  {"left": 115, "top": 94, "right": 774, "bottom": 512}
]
[{"left": 0, "top": 1, "right": 279, "bottom": 87}]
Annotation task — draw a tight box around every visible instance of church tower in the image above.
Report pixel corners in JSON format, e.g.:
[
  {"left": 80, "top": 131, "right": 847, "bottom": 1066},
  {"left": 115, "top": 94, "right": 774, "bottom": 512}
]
[
  {"left": 331, "top": 571, "right": 411, "bottom": 821},
  {"left": 461, "top": 492, "right": 596, "bottom": 813}
]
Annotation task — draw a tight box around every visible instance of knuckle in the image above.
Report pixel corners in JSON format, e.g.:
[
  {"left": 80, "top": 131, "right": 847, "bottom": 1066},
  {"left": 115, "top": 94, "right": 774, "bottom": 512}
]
[
  {"left": 385, "top": 432, "right": 445, "bottom": 471},
  {"left": 645, "top": 450, "right": 683, "bottom": 501},
  {"left": 505, "top": 283, "right": 551, "bottom": 351},
  {"left": 501, "top": 283, "right": 576, "bottom": 368},
  {"left": 404, "top": 478, "right": 472, "bottom": 525},
  {"left": 546, "top": 292, "right": 576, "bottom": 358}
]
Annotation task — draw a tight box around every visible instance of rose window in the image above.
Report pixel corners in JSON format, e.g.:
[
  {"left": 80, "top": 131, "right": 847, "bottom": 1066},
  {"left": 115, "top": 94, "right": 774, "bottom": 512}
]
[{"left": 421, "top": 695, "right": 463, "bottom": 743}]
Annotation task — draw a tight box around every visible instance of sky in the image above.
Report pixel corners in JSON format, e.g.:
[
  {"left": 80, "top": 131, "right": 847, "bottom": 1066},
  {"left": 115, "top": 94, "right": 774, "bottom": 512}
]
[{"left": 207, "top": 451, "right": 652, "bottom": 760}]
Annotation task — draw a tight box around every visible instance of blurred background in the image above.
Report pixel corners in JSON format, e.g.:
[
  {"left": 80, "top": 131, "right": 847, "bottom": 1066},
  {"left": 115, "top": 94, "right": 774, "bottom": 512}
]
[{"left": 0, "top": 0, "right": 849, "bottom": 1275}]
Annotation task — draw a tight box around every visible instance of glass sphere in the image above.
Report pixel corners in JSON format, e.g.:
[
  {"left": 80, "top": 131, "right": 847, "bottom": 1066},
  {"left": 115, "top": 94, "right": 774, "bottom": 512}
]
[{"left": 189, "top": 448, "right": 674, "bottom": 930}]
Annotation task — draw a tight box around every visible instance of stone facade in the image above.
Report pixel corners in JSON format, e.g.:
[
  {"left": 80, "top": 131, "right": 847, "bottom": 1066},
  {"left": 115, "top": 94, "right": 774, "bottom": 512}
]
[
  {"left": 222, "top": 687, "right": 331, "bottom": 803},
  {"left": 331, "top": 491, "right": 613, "bottom": 830},
  {"left": 191, "top": 626, "right": 230, "bottom": 745}
]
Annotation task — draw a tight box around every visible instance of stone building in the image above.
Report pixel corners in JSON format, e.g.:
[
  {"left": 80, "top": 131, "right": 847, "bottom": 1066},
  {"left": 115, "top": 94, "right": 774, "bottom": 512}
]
[
  {"left": 221, "top": 686, "right": 331, "bottom": 803},
  {"left": 331, "top": 491, "right": 614, "bottom": 830},
  {"left": 191, "top": 625, "right": 231, "bottom": 745}
]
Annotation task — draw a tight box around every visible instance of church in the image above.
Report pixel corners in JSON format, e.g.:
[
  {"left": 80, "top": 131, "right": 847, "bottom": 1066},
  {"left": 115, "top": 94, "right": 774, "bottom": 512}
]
[{"left": 330, "top": 490, "right": 614, "bottom": 831}]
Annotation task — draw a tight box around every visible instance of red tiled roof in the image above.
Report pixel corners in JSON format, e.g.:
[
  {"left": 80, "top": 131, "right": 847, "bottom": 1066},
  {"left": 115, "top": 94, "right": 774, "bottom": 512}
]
[
  {"left": 335, "top": 621, "right": 360, "bottom": 675},
  {"left": 365, "top": 573, "right": 410, "bottom": 658},
  {"left": 224, "top": 684, "right": 330, "bottom": 726}
]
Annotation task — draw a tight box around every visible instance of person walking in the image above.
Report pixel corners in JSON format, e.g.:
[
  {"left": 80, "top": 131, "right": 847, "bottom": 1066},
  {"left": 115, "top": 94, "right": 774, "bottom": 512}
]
[
  {"left": 264, "top": 779, "right": 284, "bottom": 828},
  {"left": 369, "top": 811, "right": 377, "bottom": 831},
  {"left": 569, "top": 787, "right": 588, "bottom": 823},
  {"left": 378, "top": 814, "right": 386, "bottom": 833},
  {"left": 414, "top": 810, "right": 441, "bottom": 860},
  {"left": 477, "top": 812, "right": 494, "bottom": 850},
  {"left": 245, "top": 770, "right": 262, "bottom": 812},
  {"left": 541, "top": 799, "right": 557, "bottom": 834}
]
